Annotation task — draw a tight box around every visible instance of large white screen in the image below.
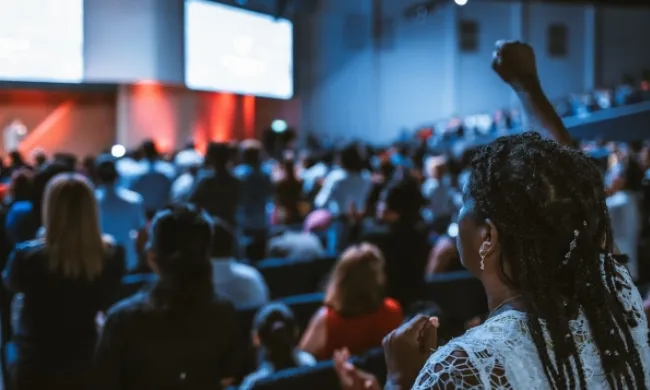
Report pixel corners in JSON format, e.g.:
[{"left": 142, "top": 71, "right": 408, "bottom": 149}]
[
  {"left": 185, "top": 0, "right": 293, "bottom": 99},
  {"left": 0, "top": 0, "right": 84, "bottom": 83}
]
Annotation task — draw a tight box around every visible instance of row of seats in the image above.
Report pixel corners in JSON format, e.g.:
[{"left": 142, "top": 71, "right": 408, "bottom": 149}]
[
  {"left": 114, "top": 268, "right": 487, "bottom": 331},
  {"left": 227, "top": 347, "right": 386, "bottom": 390}
]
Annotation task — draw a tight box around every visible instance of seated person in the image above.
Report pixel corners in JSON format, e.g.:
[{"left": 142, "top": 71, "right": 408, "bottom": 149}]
[
  {"left": 299, "top": 244, "right": 403, "bottom": 360},
  {"left": 266, "top": 215, "right": 326, "bottom": 261},
  {"left": 94, "top": 204, "right": 241, "bottom": 389},
  {"left": 239, "top": 303, "right": 316, "bottom": 390},
  {"left": 210, "top": 217, "right": 270, "bottom": 307}
]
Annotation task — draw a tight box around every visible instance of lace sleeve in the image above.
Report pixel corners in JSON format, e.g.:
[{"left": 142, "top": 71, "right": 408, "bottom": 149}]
[{"left": 412, "top": 343, "right": 512, "bottom": 390}]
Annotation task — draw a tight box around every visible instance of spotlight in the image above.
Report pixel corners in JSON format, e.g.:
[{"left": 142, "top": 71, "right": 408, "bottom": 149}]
[
  {"left": 455, "top": 0, "right": 468, "bottom": 5},
  {"left": 271, "top": 119, "right": 288, "bottom": 133},
  {"left": 111, "top": 144, "right": 126, "bottom": 158},
  {"left": 447, "top": 222, "right": 459, "bottom": 238}
]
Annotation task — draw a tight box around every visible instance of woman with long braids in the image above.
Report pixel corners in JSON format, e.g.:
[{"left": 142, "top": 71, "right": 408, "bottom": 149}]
[
  {"left": 337, "top": 41, "right": 650, "bottom": 390},
  {"left": 94, "top": 204, "right": 241, "bottom": 389}
]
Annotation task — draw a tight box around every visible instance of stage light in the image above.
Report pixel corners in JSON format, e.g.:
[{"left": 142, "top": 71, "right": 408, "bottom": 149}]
[
  {"left": 111, "top": 144, "right": 126, "bottom": 158},
  {"left": 447, "top": 222, "right": 459, "bottom": 238},
  {"left": 271, "top": 119, "right": 288, "bottom": 133},
  {"left": 455, "top": 0, "right": 468, "bottom": 5}
]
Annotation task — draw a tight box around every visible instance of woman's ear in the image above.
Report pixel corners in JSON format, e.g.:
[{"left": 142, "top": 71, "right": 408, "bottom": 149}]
[
  {"left": 147, "top": 250, "right": 160, "bottom": 274},
  {"left": 252, "top": 332, "right": 260, "bottom": 347},
  {"left": 481, "top": 218, "right": 500, "bottom": 258}
]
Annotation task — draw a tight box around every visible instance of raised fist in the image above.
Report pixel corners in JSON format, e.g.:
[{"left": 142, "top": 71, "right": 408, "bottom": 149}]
[{"left": 491, "top": 40, "right": 539, "bottom": 89}]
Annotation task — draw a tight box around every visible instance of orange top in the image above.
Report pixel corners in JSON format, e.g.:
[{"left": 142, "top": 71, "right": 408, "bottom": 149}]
[{"left": 317, "top": 298, "right": 403, "bottom": 360}]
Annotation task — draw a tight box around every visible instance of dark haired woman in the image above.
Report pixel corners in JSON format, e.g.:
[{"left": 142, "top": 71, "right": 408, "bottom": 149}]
[
  {"left": 94, "top": 204, "right": 241, "bottom": 389},
  {"left": 342, "top": 41, "right": 650, "bottom": 390},
  {"left": 239, "top": 303, "right": 316, "bottom": 389}
]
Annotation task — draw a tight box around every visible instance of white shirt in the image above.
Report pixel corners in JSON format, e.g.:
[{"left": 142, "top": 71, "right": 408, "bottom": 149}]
[
  {"left": 314, "top": 169, "right": 373, "bottom": 216},
  {"left": 301, "top": 162, "right": 329, "bottom": 194},
  {"left": 211, "top": 258, "right": 270, "bottom": 307},
  {"left": 421, "top": 178, "right": 457, "bottom": 218},
  {"left": 607, "top": 190, "right": 642, "bottom": 280},
  {"left": 170, "top": 172, "right": 195, "bottom": 203},
  {"left": 414, "top": 258, "right": 650, "bottom": 389},
  {"left": 3, "top": 121, "right": 27, "bottom": 153},
  {"left": 95, "top": 185, "right": 147, "bottom": 271}
]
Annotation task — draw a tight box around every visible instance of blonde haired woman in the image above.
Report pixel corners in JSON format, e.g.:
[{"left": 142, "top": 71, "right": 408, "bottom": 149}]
[
  {"left": 299, "top": 243, "right": 403, "bottom": 360},
  {"left": 2, "top": 173, "right": 125, "bottom": 390}
]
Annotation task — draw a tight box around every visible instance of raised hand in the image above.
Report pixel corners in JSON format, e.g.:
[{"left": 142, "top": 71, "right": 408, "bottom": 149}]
[{"left": 491, "top": 40, "right": 539, "bottom": 90}]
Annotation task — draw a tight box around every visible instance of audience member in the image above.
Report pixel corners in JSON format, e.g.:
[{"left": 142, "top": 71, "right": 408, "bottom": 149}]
[
  {"left": 188, "top": 142, "right": 240, "bottom": 226},
  {"left": 299, "top": 244, "right": 403, "bottom": 360},
  {"left": 128, "top": 140, "right": 175, "bottom": 217},
  {"left": 210, "top": 217, "right": 269, "bottom": 307},
  {"left": 421, "top": 156, "right": 457, "bottom": 234},
  {"left": 352, "top": 176, "right": 429, "bottom": 310},
  {"left": 234, "top": 140, "right": 273, "bottom": 261},
  {"left": 606, "top": 157, "right": 644, "bottom": 279},
  {"left": 95, "top": 155, "right": 148, "bottom": 272},
  {"left": 170, "top": 144, "right": 203, "bottom": 203},
  {"left": 315, "top": 143, "right": 372, "bottom": 217},
  {"left": 3, "top": 173, "right": 125, "bottom": 390},
  {"left": 94, "top": 204, "right": 241, "bottom": 389},
  {"left": 5, "top": 162, "right": 72, "bottom": 245},
  {"left": 239, "top": 303, "right": 316, "bottom": 390},
  {"left": 266, "top": 222, "right": 326, "bottom": 261},
  {"left": 273, "top": 155, "right": 304, "bottom": 225}
]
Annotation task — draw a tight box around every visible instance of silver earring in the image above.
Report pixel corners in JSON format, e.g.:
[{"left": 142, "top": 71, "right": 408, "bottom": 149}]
[{"left": 479, "top": 247, "right": 486, "bottom": 271}]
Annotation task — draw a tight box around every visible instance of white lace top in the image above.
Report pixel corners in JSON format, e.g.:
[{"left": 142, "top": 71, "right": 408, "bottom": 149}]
[{"left": 413, "top": 260, "right": 650, "bottom": 389}]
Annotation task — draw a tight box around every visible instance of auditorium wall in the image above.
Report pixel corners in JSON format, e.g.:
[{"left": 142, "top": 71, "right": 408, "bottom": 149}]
[
  {"left": 301, "top": 0, "right": 650, "bottom": 144},
  {"left": 598, "top": 7, "right": 650, "bottom": 88},
  {"left": 0, "top": 89, "right": 117, "bottom": 157}
]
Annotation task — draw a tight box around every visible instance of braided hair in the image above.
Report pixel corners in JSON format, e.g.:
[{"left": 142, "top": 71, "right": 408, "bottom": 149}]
[{"left": 469, "top": 132, "right": 646, "bottom": 390}]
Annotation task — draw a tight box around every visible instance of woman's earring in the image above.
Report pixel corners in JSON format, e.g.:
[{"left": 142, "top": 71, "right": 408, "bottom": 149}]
[{"left": 479, "top": 246, "right": 487, "bottom": 271}]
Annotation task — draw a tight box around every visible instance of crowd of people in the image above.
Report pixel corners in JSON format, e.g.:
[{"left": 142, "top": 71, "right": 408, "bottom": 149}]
[{"left": 0, "top": 41, "right": 649, "bottom": 390}]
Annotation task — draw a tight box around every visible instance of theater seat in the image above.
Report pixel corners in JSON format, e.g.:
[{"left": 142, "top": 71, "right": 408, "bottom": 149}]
[
  {"left": 251, "top": 360, "right": 340, "bottom": 390},
  {"left": 256, "top": 256, "right": 336, "bottom": 299},
  {"left": 278, "top": 292, "right": 324, "bottom": 332},
  {"left": 248, "top": 347, "right": 386, "bottom": 390},
  {"left": 425, "top": 271, "right": 487, "bottom": 323}
]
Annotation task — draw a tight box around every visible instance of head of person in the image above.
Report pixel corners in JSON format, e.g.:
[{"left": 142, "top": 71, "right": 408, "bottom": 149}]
[
  {"left": 204, "top": 142, "right": 230, "bottom": 171},
  {"left": 147, "top": 203, "right": 214, "bottom": 307},
  {"left": 456, "top": 132, "right": 645, "bottom": 389},
  {"left": 31, "top": 148, "right": 47, "bottom": 168},
  {"left": 9, "top": 150, "right": 25, "bottom": 167},
  {"left": 240, "top": 139, "right": 263, "bottom": 167},
  {"left": 95, "top": 155, "right": 119, "bottom": 185},
  {"left": 43, "top": 173, "right": 106, "bottom": 281},
  {"left": 141, "top": 139, "right": 159, "bottom": 161},
  {"left": 252, "top": 303, "right": 300, "bottom": 370},
  {"left": 338, "top": 143, "right": 364, "bottom": 173},
  {"left": 325, "top": 243, "right": 385, "bottom": 318},
  {"left": 9, "top": 168, "right": 33, "bottom": 202},
  {"left": 377, "top": 176, "right": 423, "bottom": 223},
  {"left": 210, "top": 217, "right": 236, "bottom": 260},
  {"left": 31, "top": 161, "right": 74, "bottom": 226}
]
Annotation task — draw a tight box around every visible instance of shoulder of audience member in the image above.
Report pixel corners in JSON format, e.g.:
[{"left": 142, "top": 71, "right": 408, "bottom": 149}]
[
  {"left": 231, "top": 261, "right": 267, "bottom": 283},
  {"left": 13, "top": 238, "right": 45, "bottom": 256},
  {"left": 105, "top": 291, "right": 150, "bottom": 319},
  {"left": 116, "top": 186, "right": 144, "bottom": 204}
]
